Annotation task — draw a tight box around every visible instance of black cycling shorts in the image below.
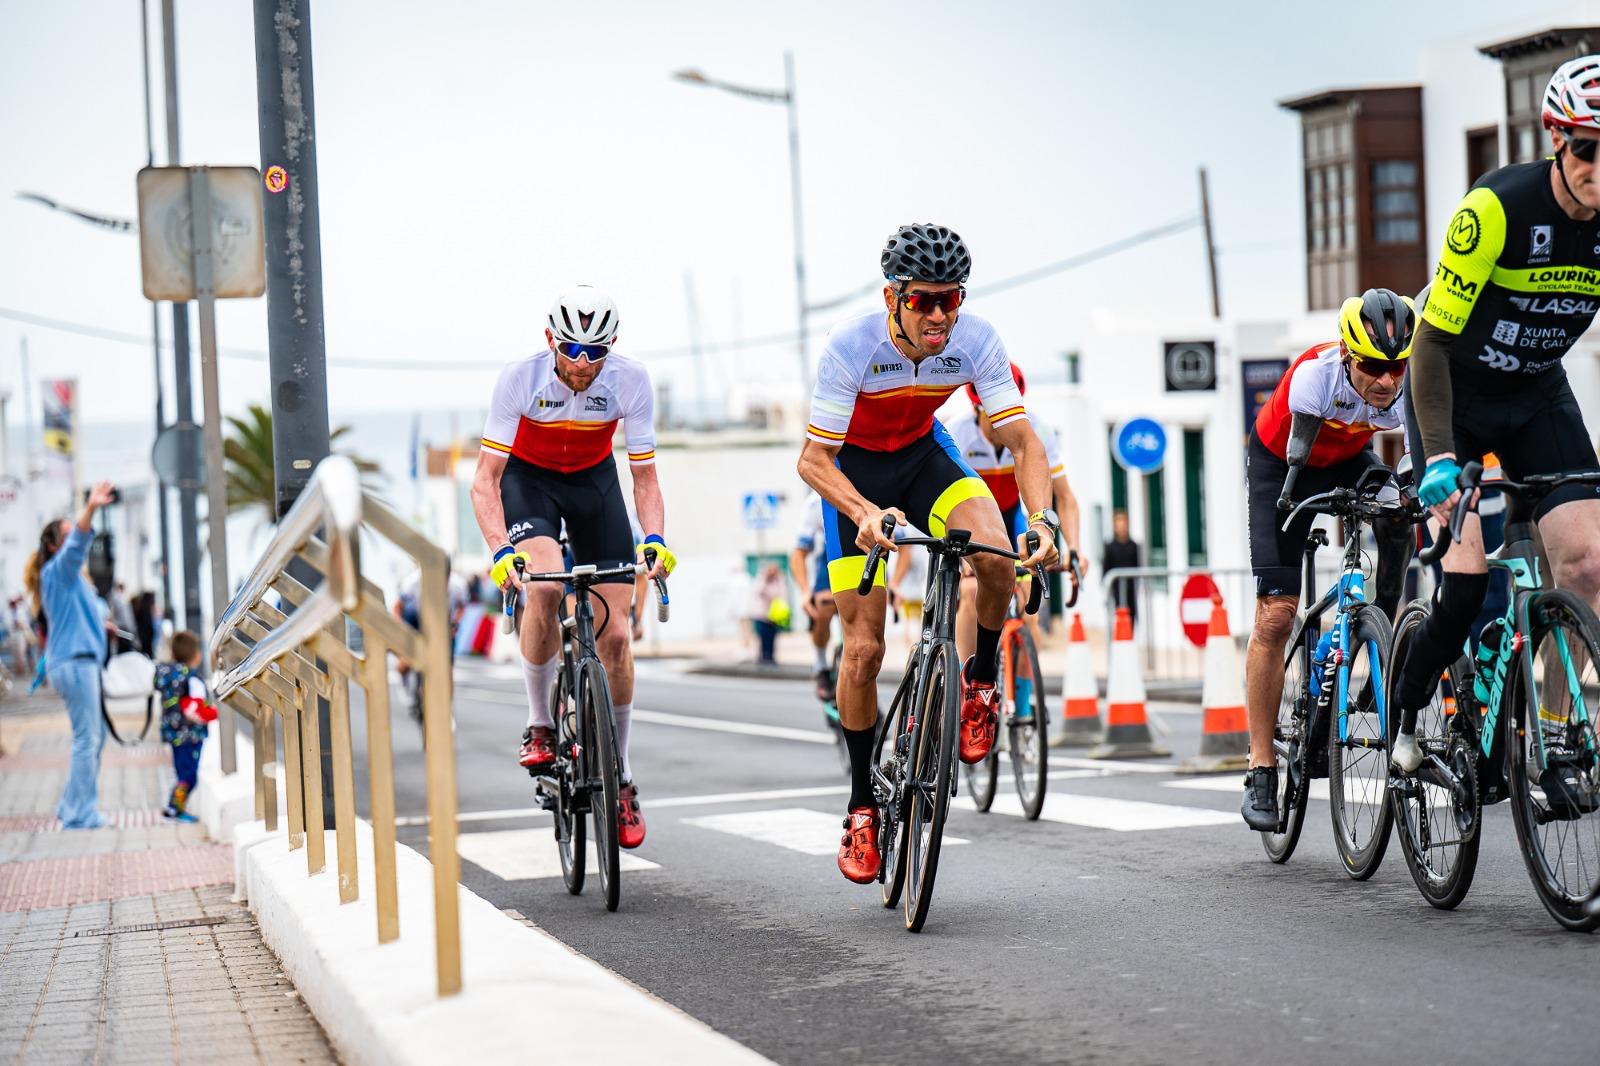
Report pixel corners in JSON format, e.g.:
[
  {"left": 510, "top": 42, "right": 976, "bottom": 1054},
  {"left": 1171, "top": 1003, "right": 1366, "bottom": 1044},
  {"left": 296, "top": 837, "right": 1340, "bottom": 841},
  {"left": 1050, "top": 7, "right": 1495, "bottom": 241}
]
[
  {"left": 1447, "top": 371, "right": 1600, "bottom": 520},
  {"left": 821, "top": 421, "right": 993, "bottom": 593},
  {"left": 500, "top": 455, "right": 635, "bottom": 585},
  {"left": 1246, "top": 432, "right": 1382, "bottom": 599}
]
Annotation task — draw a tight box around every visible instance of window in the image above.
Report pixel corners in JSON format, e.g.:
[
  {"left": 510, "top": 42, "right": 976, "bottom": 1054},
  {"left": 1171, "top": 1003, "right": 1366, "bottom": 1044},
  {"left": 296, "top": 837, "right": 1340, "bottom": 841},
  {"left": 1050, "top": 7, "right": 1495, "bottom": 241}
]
[
  {"left": 1183, "top": 429, "right": 1206, "bottom": 566},
  {"left": 1144, "top": 467, "right": 1167, "bottom": 571},
  {"left": 1372, "top": 160, "right": 1421, "bottom": 245},
  {"left": 1466, "top": 126, "right": 1499, "bottom": 186},
  {"left": 1108, "top": 427, "right": 1127, "bottom": 514}
]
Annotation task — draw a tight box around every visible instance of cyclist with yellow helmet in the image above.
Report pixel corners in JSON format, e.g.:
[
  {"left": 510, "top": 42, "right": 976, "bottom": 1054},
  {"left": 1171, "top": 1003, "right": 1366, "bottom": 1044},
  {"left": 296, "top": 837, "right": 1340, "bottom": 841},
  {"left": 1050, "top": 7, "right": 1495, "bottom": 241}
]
[{"left": 1240, "top": 288, "right": 1416, "bottom": 829}]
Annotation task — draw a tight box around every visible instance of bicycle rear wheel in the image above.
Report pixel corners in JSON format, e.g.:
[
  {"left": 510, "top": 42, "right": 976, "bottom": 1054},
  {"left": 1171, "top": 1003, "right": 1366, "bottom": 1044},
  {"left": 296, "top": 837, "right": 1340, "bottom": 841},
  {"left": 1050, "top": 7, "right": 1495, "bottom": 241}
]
[
  {"left": 1507, "top": 589, "right": 1600, "bottom": 931},
  {"left": 581, "top": 661, "right": 622, "bottom": 913},
  {"left": 878, "top": 665, "right": 915, "bottom": 911},
  {"left": 1008, "top": 625, "right": 1049, "bottom": 820},
  {"left": 551, "top": 670, "right": 586, "bottom": 896},
  {"left": 905, "top": 641, "right": 960, "bottom": 932},
  {"left": 1387, "top": 601, "right": 1480, "bottom": 909},
  {"left": 1328, "top": 604, "right": 1395, "bottom": 880},
  {"left": 1261, "top": 635, "right": 1311, "bottom": 863}
]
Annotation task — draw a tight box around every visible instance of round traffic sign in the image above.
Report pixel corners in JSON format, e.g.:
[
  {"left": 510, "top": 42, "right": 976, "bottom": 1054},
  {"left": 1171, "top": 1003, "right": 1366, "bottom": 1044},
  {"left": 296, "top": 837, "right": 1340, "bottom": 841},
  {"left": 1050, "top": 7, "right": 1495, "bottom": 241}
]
[
  {"left": 1180, "top": 573, "right": 1220, "bottom": 648},
  {"left": 1113, "top": 417, "right": 1167, "bottom": 474},
  {"left": 151, "top": 422, "right": 206, "bottom": 490}
]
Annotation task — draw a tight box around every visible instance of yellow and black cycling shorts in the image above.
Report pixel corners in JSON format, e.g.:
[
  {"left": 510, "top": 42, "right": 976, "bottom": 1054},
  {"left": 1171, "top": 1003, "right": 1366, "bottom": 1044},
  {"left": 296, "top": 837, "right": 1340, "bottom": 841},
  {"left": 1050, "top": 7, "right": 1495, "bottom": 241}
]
[{"left": 821, "top": 421, "right": 994, "bottom": 594}]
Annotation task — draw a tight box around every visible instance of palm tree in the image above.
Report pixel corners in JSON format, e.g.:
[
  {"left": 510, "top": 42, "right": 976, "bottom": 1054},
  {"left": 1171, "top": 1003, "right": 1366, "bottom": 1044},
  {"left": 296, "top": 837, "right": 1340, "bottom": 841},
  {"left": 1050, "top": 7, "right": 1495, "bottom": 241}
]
[{"left": 224, "top": 404, "right": 383, "bottom": 518}]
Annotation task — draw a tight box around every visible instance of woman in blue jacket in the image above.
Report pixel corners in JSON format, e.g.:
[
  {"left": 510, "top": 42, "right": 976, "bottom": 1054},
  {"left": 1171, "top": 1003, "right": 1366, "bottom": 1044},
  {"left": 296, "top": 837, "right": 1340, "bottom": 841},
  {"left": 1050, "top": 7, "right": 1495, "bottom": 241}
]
[{"left": 25, "top": 481, "right": 117, "bottom": 828}]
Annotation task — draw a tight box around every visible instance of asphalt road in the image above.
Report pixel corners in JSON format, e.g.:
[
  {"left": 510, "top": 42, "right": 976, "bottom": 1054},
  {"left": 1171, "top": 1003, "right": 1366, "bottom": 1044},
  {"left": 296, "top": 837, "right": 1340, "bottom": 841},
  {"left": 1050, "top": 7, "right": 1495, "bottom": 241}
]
[{"left": 351, "top": 657, "right": 1599, "bottom": 1066}]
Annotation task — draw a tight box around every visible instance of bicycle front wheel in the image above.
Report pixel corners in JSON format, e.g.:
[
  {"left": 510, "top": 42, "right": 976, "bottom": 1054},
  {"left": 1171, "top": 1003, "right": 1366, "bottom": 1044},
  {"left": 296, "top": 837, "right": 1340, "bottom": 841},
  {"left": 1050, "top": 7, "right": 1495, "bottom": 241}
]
[
  {"left": 905, "top": 641, "right": 960, "bottom": 932},
  {"left": 1507, "top": 589, "right": 1600, "bottom": 931},
  {"left": 1387, "top": 600, "right": 1480, "bottom": 909},
  {"left": 1008, "top": 625, "right": 1049, "bottom": 820},
  {"left": 1328, "top": 604, "right": 1395, "bottom": 880},
  {"left": 551, "top": 670, "right": 585, "bottom": 896},
  {"left": 581, "top": 661, "right": 622, "bottom": 913}
]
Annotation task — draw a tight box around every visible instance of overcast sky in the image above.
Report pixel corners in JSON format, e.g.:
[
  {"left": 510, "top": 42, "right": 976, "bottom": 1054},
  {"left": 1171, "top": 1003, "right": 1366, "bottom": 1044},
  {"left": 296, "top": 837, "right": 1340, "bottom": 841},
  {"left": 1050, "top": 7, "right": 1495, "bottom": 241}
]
[{"left": 0, "top": 0, "right": 1564, "bottom": 429}]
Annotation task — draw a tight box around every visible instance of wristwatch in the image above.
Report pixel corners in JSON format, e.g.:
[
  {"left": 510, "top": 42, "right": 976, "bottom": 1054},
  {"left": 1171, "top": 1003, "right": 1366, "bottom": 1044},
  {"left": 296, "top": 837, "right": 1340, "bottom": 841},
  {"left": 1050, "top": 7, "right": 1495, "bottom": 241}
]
[{"left": 1028, "top": 508, "right": 1061, "bottom": 539}]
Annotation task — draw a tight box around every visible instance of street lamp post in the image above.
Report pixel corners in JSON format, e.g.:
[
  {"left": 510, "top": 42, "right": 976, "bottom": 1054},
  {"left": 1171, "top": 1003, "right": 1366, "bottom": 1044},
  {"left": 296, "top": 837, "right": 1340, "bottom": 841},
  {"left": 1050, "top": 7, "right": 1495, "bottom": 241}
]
[{"left": 673, "top": 53, "right": 810, "bottom": 394}]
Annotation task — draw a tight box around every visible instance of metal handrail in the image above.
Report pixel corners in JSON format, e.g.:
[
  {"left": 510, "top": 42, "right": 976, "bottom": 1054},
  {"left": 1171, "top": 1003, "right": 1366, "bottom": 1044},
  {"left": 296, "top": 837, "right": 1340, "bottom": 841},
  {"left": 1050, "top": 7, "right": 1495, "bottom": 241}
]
[{"left": 206, "top": 454, "right": 462, "bottom": 997}]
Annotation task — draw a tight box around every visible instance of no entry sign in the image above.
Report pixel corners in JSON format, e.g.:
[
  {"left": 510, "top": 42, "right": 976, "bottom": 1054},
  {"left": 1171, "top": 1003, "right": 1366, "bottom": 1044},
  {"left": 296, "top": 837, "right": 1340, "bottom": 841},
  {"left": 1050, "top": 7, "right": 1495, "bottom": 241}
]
[{"left": 1180, "top": 573, "right": 1221, "bottom": 648}]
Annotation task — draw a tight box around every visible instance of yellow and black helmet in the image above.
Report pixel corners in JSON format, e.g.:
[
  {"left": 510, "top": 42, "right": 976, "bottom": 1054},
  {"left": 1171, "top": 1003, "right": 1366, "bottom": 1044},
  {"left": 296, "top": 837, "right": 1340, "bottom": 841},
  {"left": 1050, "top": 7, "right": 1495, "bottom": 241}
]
[{"left": 1338, "top": 288, "right": 1416, "bottom": 362}]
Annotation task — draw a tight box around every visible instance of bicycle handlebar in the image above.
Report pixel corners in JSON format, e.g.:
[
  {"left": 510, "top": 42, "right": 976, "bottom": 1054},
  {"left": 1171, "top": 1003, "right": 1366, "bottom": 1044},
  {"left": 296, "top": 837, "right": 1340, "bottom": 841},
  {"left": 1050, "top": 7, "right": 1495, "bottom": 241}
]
[
  {"left": 642, "top": 548, "right": 671, "bottom": 623},
  {"left": 1417, "top": 461, "right": 1484, "bottom": 566},
  {"left": 857, "top": 515, "right": 1048, "bottom": 616},
  {"left": 499, "top": 556, "right": 668, "bottom": 633}
]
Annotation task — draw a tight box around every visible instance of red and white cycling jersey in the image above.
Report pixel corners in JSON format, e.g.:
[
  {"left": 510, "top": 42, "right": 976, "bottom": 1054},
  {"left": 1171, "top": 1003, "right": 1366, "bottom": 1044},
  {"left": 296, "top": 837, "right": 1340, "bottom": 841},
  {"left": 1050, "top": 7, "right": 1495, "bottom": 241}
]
[
  {"left": 806, "top": 310, "right": 1026, "bottom": 452},
  {"left": 480, "top": 350, "right": 656, "bottom": 474},
  {"left": 1253, "top": 343, "right": 1406, "bottom": 466},
  {"left": 944, "top": 406, "right": 1065, "bottom": 511}
]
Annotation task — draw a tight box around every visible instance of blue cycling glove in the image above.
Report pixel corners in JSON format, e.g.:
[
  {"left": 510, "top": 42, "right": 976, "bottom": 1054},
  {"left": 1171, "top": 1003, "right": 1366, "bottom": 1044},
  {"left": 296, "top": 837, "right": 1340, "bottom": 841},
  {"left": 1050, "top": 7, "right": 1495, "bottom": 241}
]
[{"left": 1418, "top": 458, "right": 1462, "bottom": 507}]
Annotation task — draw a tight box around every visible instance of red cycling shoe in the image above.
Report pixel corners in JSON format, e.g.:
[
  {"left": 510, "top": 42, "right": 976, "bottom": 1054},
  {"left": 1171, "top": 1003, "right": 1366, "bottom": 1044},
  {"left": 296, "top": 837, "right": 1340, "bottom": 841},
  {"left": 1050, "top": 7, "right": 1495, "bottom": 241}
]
[
  {"left": 617, "top": 783, "right": 646, "bottom": 849},
  {"left": 837, "top": 806, "right": 881, "bottom": 884},
  {"left": 518, "top": 726, "right": 556, "bottom": 770},
  {"left": 958, "top": 657, "right": 999, "bottom": 764}
]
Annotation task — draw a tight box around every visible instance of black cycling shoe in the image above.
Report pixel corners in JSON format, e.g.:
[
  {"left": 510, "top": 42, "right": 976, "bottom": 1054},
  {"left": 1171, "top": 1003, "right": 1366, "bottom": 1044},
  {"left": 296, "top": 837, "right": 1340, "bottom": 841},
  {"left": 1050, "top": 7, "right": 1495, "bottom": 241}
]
[
  {"left": 1538, "top": 764, "right": 1600, "bottom": 821},
  {"left": 1241, "top": 767, "right": 1280, "bottom": 831}
]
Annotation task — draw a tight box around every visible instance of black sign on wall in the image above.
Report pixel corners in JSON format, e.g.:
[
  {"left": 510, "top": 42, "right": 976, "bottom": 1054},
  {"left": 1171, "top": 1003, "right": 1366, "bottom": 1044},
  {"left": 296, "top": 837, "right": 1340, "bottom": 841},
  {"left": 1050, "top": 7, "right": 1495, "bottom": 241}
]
[
  {"left": 1164, "top": 340, "right": 1217, "bottom": 391},
  {"left": 1240, "top": 358, "right": 1291, "bottom": 441}
]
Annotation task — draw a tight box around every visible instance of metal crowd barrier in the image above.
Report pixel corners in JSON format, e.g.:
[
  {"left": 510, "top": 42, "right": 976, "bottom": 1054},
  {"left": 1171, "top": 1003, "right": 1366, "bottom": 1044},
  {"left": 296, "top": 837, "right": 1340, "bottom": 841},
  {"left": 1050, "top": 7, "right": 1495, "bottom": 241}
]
[{"left": 206, "top": 456, "right": 463, "bottom": 996}]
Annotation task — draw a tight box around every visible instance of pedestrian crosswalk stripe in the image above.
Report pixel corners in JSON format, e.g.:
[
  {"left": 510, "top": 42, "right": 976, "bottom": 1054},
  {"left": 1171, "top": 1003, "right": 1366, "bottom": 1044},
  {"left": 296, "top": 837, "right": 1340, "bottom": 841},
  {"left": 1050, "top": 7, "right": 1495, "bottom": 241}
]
[
  {"left": 683, "top": 808, "right": 969, "bottom": 856},
  {"left": 1163, "top": 776, "right": 1333, "bottom": 802},
  {"left": 954, "top": 792, "right": 1238, "bottom": 831},
  {"left": 456, "top": 828, "right": 661, "bottom": 881}
]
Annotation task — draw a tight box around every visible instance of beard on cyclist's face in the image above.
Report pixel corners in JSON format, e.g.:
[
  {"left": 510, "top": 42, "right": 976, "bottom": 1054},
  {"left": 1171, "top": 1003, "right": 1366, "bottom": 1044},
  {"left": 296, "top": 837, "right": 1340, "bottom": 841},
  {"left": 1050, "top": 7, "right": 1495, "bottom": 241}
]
[
  {"left": 1556, "top": 128, "right": 1600, "bottom": 211},
  {"left": 883, "top": 281, "right": 960, "bottom": 355},
  {"left": 1344, "top": 354, "right": 1402, "bottom": 409},
  {"left": 546, "top": 327, "right": 607, "bottom": 390}
]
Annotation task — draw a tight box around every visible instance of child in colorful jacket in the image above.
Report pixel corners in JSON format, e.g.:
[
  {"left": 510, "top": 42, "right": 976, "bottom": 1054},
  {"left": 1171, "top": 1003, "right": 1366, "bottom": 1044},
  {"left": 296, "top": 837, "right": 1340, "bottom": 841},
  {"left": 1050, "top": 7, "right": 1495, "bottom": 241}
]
[{"left": 155, "top": 630, "right": 217, "bottom": 822}]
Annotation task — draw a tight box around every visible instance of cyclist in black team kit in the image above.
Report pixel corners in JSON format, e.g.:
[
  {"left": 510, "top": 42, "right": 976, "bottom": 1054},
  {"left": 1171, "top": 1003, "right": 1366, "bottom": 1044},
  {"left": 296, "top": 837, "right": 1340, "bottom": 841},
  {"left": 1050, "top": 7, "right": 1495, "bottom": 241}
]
[{"left": 1391, "top": 56, "right": 1600, "bottom": 771}]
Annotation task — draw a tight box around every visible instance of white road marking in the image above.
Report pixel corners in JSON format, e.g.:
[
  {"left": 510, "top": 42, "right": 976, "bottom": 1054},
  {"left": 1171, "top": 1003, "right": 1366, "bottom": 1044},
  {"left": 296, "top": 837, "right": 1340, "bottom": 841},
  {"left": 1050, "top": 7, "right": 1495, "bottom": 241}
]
[
  {"left": 955, "top": 791, "right": 1238, "bottom": 831},
  {"left": 1052, "top": 755, "right": 1183, "bottom": 775},
  {"left": 456, "top": 828, "right": 662, "bottom": 881},
  {"left": 451, "top": 684, "right": 837, "bottom": 745},
  {"left": 396, "top": 783, "right": 853, "bottom": 827},
  {"left": 683, "top": 807, "right": 969, "bottom": 856},
  {"left": 1163, "top": 776, "right": 1334, "bottom": 802}
]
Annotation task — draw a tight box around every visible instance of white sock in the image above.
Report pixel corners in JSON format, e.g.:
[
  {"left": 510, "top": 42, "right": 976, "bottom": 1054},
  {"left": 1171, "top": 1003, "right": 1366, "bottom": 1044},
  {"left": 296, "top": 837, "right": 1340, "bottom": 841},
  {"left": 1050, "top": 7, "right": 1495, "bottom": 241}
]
[
  {"left": 813, "top": 643, "right": 829, "bottom": 672},
  {"left": 522, "top": 656, "right": 558, "bottom": 730},
  {"left": 612, "top": 702, "right": 632, "bottom": 781}
]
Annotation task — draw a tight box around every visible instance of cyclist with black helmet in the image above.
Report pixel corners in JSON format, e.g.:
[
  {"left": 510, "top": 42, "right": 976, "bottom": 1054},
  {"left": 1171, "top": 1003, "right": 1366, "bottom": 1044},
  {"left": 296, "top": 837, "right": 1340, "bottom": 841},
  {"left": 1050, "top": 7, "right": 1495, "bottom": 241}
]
[
  {"left": 1390, "top": 56, "right": 1600, "bottom": 773},
  {"left": 1240, "top": 289, "right": 1416, "bottom": 830},
  {"left": 797, "top": 223, "right": 1059, "bottom": 884},
  {"left": 471, "top": 284, "right": 674, "bottom": 851}
]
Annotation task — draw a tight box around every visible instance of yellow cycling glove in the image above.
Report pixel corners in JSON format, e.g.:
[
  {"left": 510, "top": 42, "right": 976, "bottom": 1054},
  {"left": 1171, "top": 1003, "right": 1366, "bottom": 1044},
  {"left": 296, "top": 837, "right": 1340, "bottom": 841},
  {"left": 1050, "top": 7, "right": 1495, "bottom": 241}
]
[
  {"left": 490, "top": 546, "right": 530, "bottom": 587},
  {"left": 638, "top": 535, "right": 677, "bottom": 576}
]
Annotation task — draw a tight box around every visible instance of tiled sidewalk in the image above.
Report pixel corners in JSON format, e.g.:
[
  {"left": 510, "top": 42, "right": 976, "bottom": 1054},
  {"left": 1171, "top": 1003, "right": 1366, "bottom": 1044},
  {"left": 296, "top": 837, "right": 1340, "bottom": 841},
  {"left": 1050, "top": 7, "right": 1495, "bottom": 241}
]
[{"left": 0, "top": 692, "right": 336, "bottom": 1065}]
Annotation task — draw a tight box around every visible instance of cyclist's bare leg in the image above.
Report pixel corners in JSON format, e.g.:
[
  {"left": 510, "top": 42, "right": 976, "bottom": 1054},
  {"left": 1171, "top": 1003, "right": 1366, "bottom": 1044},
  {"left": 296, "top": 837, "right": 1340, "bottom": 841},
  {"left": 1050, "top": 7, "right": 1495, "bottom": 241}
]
[
  {"left": 809, "top": 592, "right": 837, "bottom": 657},
  {"left": 954, "top": 573, "right": 979, "bottom": 664},
  {"left": 595, "top": 581, "right": 636, "bottom": 706},
  {"left": 833, "top": 585, "right": 887, "bottom": 732},
  {"left": 947, "top": 497, "right": 1013, "bottom": 634},
  {"left": 1244, "top": 595, "right": 1297, "bottom": 769},
  {"left": 516, "top": 536, "right": 565, "bottom": 663},
  {"left": 1537, "top": 498, "right": 1600, "bottom": 609}
]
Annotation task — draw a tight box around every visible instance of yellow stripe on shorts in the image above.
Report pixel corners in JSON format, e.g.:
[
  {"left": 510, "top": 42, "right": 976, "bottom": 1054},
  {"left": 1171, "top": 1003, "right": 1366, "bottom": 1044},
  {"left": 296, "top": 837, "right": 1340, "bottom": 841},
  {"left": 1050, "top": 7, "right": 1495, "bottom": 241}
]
[
  {"left": 828, "top": 554, "right": 885, "bottom": 595},
  {"left": 926, "top": 476, "right": 993, "bottom": 537}
]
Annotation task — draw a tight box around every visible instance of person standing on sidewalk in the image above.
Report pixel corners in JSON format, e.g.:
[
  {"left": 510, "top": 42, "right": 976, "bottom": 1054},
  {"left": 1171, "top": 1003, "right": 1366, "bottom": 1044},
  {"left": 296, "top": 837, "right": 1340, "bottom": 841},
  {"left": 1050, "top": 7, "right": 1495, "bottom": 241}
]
[
  {"left": 155, "top": 630, "right": 217, "bottom": 822},
  {"left": 24, "top": 481, "right": 117, "bottom": 829}
]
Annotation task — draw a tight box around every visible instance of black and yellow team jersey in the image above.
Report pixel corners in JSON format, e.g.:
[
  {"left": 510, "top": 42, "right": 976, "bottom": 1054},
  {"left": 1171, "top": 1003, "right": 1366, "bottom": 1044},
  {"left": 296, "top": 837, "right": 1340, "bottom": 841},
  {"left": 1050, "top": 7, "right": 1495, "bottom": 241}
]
[{"left": 1423, "top": 159, "right": 1600, "bottom": 383}]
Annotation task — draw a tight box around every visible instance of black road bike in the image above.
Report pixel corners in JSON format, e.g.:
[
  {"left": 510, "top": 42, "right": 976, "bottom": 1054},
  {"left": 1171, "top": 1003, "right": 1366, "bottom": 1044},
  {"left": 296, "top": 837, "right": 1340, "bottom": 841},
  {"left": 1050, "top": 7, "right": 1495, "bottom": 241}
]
[
  {"left": 860, "top": 517, "right": 1045, "bottom": 932},
  {"left": 503, "top": 554, "right": 668, "bottom": 912}
]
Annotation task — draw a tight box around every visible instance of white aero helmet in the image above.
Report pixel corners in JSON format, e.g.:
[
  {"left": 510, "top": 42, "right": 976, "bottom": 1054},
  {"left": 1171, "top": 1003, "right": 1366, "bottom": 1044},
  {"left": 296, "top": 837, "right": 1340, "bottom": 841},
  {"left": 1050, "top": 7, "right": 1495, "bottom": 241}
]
[
  {"left": 548, "top": 285, "right": 620, "bottom": 346},
  {"left": 1543, "top": 54, "right": 1600, "bottom": 132}
]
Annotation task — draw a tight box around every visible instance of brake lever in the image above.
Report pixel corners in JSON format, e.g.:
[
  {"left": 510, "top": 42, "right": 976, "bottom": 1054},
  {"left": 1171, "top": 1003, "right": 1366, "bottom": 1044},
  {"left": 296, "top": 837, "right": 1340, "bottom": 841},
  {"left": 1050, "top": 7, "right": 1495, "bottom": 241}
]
[
  {"left": 858, "top": 514, "right": 898, "bottom": 596},
  {"left": 642, "top": 548, "right": 670, "bottom": 623},
  {"left": 1023, "top": 531, "right": 1045, "bottom": 616},
  {"left": 500, "top": 557, "right": 526, "bottom": 634}
]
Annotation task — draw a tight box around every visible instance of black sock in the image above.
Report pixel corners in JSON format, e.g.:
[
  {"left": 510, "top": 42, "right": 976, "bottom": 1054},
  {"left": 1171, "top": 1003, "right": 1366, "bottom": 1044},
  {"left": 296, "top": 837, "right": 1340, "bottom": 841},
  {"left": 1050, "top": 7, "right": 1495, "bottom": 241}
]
[
  {"left": 970, "top": 624, "right": 1002, "bottom": 683},
  {"left": 843, "top": 726, "right": 876, "bottom": 810}
]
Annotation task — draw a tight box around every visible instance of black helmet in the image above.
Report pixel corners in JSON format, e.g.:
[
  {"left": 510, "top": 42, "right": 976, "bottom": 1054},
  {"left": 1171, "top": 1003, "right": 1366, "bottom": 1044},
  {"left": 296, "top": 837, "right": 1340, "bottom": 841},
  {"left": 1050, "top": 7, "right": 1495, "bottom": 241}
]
[{"left": 881, "top": 223, "right": 972, "bottom": 285}]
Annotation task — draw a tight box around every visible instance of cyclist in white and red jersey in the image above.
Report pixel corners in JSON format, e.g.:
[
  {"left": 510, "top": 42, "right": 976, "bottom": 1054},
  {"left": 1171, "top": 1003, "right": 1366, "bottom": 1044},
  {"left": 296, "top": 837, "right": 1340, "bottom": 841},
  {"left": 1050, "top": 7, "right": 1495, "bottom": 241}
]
[
  {"left": 797, "top": 223, "right": 1059, "bottom": 885},
  {"left": 944, "top": 362, "right": 1084, "bottom": 663},
  {"left": 1240, "top": 288, "right": 1415, "bottom": 830},
  {"left": 470, "top": 284, "right": 675, "bottom": 850}
]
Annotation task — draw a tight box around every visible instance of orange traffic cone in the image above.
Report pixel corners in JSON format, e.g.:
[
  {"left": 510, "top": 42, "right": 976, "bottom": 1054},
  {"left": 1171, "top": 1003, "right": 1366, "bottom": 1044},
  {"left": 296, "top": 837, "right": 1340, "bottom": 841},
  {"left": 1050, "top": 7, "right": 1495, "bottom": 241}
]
[
  {"left": 1088, "top": 607, "right": 1170, "bottom": 760},
  {"left": 1179, "top": 595, "right": 1250, "bottom": 772},
  {"left": 1053, "top": 613, "right": 1101, "bottom": 746}
]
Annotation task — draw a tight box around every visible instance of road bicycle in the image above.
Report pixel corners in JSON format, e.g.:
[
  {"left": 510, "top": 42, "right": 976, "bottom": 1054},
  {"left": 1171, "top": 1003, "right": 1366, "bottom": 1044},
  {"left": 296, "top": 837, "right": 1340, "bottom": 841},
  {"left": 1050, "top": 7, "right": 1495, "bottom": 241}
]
[
  {"left": 1263, "top": 463, "right": 1410, "bottom": 877},
  {"left": 965, "top": 556, "right": 1081, "bottom": 820},
  {"left": 1389, "top": 463, "right": 1600, "bottom": 928},
  {"left": 860, "top": 517, "right": 1045, "bottom": 932},
  {"left": 502, "top": 553, "right": 668, "bottom": 912}
]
